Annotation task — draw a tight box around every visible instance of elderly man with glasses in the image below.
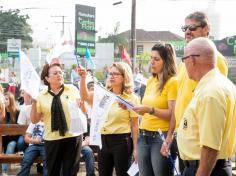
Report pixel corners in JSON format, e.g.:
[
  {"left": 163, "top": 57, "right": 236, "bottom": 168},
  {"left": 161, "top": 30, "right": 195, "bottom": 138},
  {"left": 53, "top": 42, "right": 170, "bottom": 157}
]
[
  {"left": 177, "top": 37, "right": 236, "bottom": 176},
  {"left": 160, "top": 11, "right": 228, "bottom": 174}
]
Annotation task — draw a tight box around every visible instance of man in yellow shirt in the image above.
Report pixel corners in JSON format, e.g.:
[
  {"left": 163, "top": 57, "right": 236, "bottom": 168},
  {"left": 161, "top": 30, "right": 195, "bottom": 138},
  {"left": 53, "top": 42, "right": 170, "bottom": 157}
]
[
  {"left": 161, "top": 11, "right": 228, "bottom": 173},
  {"left": 177, "top": 37, "right": 236, "bottom": 176}
]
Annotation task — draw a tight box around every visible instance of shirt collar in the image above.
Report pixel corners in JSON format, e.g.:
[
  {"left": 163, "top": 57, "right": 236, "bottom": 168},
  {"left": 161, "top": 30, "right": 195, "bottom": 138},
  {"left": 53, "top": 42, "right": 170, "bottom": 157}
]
[
  {"left": 42, "top": 84, "right": 70, "bottom": 95},
  {"left": 194, "top": 68, "right": 219, "bottom": 94}
]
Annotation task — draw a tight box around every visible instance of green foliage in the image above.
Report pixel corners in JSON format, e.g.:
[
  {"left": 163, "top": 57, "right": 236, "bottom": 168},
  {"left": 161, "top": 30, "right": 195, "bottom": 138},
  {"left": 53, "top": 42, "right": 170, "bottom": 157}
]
[
  {"left": 94, "top": 71, "right": 105, "bottom": 81},
  {"left": 0, "top": 9, "right": 33, "bottom": 52},
  {"left": 136, "top": 51, "right": 151, "bottom": 71},
  {"left": 97, "top": 22, "right": 128, "bottom": 58}
]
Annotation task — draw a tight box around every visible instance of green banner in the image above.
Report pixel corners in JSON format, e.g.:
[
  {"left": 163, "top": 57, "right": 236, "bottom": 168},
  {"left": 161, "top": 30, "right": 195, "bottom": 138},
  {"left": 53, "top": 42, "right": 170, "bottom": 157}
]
[{"left": 169, "top": 40, "right": 186, "bottom": 57}]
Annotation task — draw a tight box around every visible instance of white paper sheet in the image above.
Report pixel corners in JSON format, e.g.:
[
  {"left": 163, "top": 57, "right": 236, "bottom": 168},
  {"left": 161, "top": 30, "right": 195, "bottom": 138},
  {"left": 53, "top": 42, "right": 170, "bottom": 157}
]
[
  {"left": 127, "top": 162, "right": 139, "bottom": 176},
  {"left": 68, "top": 101, "right": 87, "bottom": 135}
]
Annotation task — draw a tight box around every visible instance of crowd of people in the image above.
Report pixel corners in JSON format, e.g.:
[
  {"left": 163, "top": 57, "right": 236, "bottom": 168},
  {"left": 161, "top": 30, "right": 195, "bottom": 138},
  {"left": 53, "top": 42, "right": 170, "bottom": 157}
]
[{"left": 0, "top": 11, "right": 236, "bottom": 176}]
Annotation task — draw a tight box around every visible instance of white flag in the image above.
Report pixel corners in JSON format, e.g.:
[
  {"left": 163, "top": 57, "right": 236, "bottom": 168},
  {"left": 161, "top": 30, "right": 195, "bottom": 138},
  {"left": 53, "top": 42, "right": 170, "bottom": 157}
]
[
  {"left": 46, "top": 28, "right": 75, "bottom": 64},
  {"left": 20, "top": 50, "right": 40, "bottom": 99},
  {"left": 90, "top": 83, "right": 117, "bottom": 148}
]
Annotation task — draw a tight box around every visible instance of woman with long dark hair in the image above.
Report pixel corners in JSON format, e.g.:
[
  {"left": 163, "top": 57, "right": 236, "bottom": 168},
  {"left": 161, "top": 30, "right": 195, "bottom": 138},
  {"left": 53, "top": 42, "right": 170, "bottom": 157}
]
[{"left": 134, "top": 42, "right": 178, "bottom": 176}]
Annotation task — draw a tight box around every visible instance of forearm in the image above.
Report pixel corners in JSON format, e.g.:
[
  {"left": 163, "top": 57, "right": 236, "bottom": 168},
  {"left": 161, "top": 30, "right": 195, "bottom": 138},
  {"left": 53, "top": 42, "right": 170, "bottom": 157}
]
[
  {"left": 196, "top": 146, "right": 218, "bottom": 176},
  {"left": 150, "top": 107, "right": 172, "bottom": 121},
  {"left": 167, "top": 108, "right": 176, "bottom": 139},
  {"left": 30, "top": 101, "right": 40, "bottom": 123},
  {"left": 24, "top": 135, "right": 32, "bottom": 144},
  {"left": 80, "top": 77, "right": 89, "bottom": 101},
  {"left": 131, "top": 118, "right": 139, "bottom": 150}
]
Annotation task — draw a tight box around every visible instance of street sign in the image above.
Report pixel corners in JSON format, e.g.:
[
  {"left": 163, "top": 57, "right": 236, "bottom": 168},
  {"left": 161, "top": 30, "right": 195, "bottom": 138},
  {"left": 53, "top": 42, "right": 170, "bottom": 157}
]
[
  {"left": 7, "top": 39, "right": 21, "bottom": 58},
  {"left": 7, "top": 39, "right": 21, "bottom": 52}
]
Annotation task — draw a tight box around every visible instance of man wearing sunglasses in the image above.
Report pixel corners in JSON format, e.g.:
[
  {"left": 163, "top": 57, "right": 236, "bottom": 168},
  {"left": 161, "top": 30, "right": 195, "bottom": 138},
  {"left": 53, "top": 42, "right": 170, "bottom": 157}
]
[
  {"left": 177, "top": 37, "right": 236, "bottom": 176},
  {"left": 161, "top": 11, "right": 228, "bottom": 174}
]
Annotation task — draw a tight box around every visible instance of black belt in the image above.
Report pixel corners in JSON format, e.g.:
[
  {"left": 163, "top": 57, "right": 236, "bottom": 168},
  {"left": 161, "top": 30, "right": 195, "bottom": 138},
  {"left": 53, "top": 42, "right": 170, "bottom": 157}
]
[
  {"left": 184, "top": 159, "right": 230, "bottom": 168},
  {"left": 139, "top": 129, "right": 158, "bottom": 136}
]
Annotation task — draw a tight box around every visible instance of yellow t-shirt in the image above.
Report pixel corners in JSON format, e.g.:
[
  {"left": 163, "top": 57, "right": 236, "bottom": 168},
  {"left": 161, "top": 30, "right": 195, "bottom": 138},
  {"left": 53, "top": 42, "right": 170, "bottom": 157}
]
[
  {"left": 101, "top": 92, "right": 140, "bottom": 134},
  {"left": 139, "top": 76, "right": 178, "bottom": 132},
  {"left": 177, "top": 68, "right": 236, "bottom": 160},
  {"left": 175, "top": 52, "right": 228, "bottom": 128},
  {"left": 37, "top": 84, "right": 81, "bottom": 140}
]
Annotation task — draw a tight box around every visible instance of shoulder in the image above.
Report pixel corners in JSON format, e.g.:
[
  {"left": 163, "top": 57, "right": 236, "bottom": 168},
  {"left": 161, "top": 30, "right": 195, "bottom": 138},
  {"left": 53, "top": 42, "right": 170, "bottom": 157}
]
[
  {"left": 146, "top": 76, "right": 156, "bottom": 86},
  {"left": 165, "top": 76, "right": 178, "bottom": 87}
]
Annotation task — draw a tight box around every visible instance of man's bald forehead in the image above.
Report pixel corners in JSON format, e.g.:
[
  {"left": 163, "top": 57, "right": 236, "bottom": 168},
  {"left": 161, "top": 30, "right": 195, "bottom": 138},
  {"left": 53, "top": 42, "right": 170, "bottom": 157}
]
[{"left": 186, "top": 37, "right": 217, "bottom": 59}]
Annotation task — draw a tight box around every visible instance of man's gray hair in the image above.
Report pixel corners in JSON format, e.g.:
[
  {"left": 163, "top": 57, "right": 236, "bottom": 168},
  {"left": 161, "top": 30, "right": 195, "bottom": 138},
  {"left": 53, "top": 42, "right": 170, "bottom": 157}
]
[{"left": 186, "top": 11, "right": 209, "bottom": 28}]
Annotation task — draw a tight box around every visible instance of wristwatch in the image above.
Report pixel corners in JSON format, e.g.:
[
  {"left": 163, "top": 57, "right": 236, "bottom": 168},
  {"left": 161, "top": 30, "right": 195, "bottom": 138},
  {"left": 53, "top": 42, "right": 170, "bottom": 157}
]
[{"left": 149, "top": 107, "right": 155, "bottom": 115}]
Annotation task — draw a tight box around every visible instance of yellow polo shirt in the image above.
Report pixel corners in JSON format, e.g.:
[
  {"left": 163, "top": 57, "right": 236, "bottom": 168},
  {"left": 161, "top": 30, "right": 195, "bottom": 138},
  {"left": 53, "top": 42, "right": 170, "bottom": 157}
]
[
  {"left": 175, "top": 53, "right": 228, "bottom": 128},
  {"left": 177, "top": 68, "right": 236, "bottom": 160},
  {"left": 101, "top": 92, "right": 140, "bottom": 134},
  {"left": 139, "top": 76, "right": 178, "bottom": 132},
  {"left": 37, "top": 84, "right": 81, "bottom": 140}
]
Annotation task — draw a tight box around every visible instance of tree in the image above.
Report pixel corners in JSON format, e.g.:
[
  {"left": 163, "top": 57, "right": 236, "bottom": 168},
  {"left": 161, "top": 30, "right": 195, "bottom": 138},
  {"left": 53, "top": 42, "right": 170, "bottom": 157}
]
[
  {"left": 136, "top": 51, "right": 151, "bottom": 72},
  {"left": 0, "top": 9, "right": 33, "bottom": 52},
  {"left": 98, "top": 22, "right": 128, "bottom": 58}
]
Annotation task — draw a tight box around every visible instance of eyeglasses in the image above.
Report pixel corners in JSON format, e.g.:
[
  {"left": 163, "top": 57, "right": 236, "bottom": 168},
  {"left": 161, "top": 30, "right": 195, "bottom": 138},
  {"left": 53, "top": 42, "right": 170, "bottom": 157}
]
[
  {"left": 108, "top": 72, "right": 123, "bottom": 77},
  {"left": 181, "top": 54, "right": 200, "bottom": 62},
  {"left": 181, "top": 24, "right": 203, "bottom": 32},
  {"left": 49, "top": 71, "right": 64, "bottom": 76}
]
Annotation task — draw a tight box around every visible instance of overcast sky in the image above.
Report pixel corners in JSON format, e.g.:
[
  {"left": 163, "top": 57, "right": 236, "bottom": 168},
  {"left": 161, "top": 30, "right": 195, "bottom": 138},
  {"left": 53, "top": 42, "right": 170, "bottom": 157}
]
[{"left": 1, "top": 0, "right": 235, "bottom": 44}]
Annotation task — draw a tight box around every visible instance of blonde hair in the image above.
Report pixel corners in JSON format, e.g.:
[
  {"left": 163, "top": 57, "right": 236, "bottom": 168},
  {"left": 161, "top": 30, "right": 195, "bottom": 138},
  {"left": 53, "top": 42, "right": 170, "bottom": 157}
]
[
  {"left": 106, "top": 62, "right": 134, "bottom": 94},
  {"left": 4, "top": 92, "right": 17, "bottom": 123}
]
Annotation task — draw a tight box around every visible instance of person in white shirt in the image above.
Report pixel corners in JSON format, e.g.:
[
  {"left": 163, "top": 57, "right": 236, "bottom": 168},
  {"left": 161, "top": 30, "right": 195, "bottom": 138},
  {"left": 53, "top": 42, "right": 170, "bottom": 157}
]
[{"left": 18, "top": 119, "right": 47, "bottom": 176}]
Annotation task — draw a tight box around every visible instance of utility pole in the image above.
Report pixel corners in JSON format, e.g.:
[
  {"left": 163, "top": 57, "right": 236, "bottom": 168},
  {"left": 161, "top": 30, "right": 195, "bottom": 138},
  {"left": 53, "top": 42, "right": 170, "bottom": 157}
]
[
  {"left": 131, "top": 0, "right": 136, "bottom": 72},
  {"left": 113, "top": 0, "right": 136, "bottom": 71},
  {"left": 51, "top": 15, "right": 71, "bottom": 36}
]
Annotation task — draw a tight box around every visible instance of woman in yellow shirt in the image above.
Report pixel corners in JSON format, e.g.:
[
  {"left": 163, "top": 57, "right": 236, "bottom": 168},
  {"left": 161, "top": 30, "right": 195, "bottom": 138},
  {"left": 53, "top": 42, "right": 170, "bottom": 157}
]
[
  {"left": 31, "top": 63, "right": 82, "bottom": 176},
  {"left": 78, "top": 62, "right": 139, "bottom": 176},
  {"left": 133, "top": 42, "right": 178, "bottom": 176}
]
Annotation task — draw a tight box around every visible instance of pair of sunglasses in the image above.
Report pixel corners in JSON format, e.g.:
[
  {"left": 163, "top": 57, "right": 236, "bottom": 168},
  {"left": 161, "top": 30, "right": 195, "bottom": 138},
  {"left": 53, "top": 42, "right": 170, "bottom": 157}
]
[{"left": 181, "top": 24, "right": 203, "bottom": 32}]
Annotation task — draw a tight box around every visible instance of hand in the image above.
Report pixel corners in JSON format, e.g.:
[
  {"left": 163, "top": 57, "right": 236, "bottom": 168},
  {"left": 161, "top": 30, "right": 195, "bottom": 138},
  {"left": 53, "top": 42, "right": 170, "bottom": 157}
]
[
  {"left": 160, "top": 135, "right": 173, "bottom": 157},
  {"left": 132, "top": 105, "right": 150, "bottom": 115},
  {"left": 76, "top": 99, "right": 84, "bottom": 108},
  {"left": 82, "top": 136, "right": 90, "bottom": 146},
  {"left": 34, "top": 137, "right": 42, "bottom": 144},
  {"left": 77, "top": 67, "right": 87, "bottom": 79},
  {"left": 118, "top": 102, "right": 127, "bottom": 110}
]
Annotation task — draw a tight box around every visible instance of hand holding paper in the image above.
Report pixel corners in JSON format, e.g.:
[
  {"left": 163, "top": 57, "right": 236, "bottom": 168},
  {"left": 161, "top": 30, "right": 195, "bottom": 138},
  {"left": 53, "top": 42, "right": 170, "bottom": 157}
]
[
  {"left": 116, "top": 96, "right": 134, "bottom": 110},
  {"left": 132, "top": 105, "right": 152, "bottom": 116}
]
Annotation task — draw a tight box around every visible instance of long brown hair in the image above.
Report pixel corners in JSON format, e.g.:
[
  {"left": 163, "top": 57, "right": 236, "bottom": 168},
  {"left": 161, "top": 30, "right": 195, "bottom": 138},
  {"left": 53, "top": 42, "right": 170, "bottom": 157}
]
[
  {"left": 4, "top": 92, "right": 17, "bottom": 123},
  {"left": 152, "top": 42, "right": 177, "bottom": 92}
]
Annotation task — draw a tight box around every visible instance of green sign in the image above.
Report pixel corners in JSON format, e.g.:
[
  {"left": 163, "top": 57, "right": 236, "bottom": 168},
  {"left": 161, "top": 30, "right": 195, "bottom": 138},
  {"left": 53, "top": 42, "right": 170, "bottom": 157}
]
[
  {"left": 75, "top": 4, "right": 96, "bottom": 56},
  {"left": 169, "top": 40, "right": 186, "bottom": 57},
  {"left": 215, "top": 36, "right": 236, "bottom": 56},
  {"left": 169, "top": 36, "right": 236, "bottom": 57},
  {"left": 8, "top": 51, "right": 19, "bottom": 57}
]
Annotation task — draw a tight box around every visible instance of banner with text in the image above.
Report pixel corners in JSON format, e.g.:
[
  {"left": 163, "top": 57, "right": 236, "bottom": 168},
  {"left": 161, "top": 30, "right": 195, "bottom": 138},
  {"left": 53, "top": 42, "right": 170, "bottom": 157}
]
[{"left": 90, "top": 83, "right": 116, "bottom": 147}]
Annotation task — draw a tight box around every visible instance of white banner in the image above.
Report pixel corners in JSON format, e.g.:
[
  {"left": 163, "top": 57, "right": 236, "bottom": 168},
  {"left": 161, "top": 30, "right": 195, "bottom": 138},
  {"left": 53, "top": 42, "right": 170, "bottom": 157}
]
[
  {"left": 20, "top": 50, "right": 40, "bottom": 99},
  {"left": 89, "top": 83, "right": 117, "bottom": 148}
]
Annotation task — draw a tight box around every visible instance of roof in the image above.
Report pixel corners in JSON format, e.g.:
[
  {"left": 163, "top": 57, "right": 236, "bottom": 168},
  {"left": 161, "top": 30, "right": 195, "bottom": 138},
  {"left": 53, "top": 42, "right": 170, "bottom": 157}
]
[{"left": 119, "top": 29, "right": 184, "bottom": 42}]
